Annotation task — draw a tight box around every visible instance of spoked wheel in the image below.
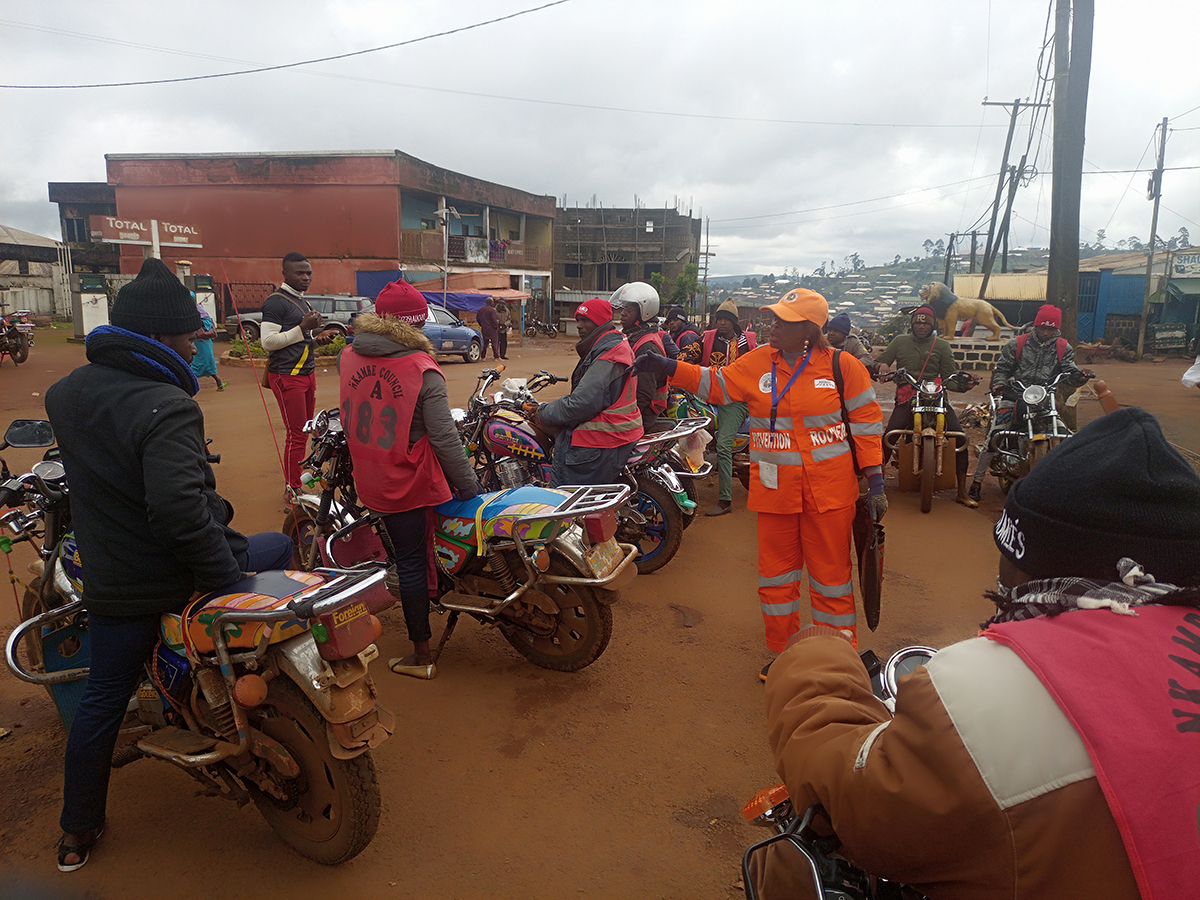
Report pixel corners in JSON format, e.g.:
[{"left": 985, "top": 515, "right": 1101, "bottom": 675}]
[
  {"left": 248, "top": 679, "right": 381, "bottom": 864},
  {"left": 281, "top": 509, "right": 317, "bottom": 569},
  {"left": 524, "top": 325, "right": 537, "bottom": 338},
  {"left": 919, "top": 436, "right": 935, "bottom": 514},
  {"left": 498, "top": 557, "right": 613, "bottom": 671},
  {"left": 621, "top": 476, "right": 684, "bottom": 574},
  {"left": 10, "top": 332, "right": 29, "bottom": 364}
]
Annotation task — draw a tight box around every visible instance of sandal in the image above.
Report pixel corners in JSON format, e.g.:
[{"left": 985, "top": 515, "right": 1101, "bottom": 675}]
[
  {"left": 58, "top": 825, "right": 103, "bottom": 872},
  {"left": 389, "top": 655, "right": 437, "bottom": 680}
]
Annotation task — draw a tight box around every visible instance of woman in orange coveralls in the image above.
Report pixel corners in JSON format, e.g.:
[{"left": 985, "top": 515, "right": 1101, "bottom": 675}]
[{"left": 633, "top": 289, "right": 885, "bottom": 679}]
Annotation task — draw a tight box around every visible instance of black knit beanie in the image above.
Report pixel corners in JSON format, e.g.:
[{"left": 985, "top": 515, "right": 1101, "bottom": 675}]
[
  {"left": 994, "top": 407, "right": 1200, "bottom": 583},
  {"left": 112, "top": 258, "right": 202, "bottom": 336}
]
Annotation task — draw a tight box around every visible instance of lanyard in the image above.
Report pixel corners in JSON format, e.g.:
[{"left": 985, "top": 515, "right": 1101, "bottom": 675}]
[{"left": 770, "top": 346, "right": 813, "bottom": 432}]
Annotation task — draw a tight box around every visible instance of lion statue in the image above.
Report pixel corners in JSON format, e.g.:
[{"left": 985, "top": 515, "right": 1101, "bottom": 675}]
[{"left": 919, "top": 282, "right": 1015, "bottom": 342}]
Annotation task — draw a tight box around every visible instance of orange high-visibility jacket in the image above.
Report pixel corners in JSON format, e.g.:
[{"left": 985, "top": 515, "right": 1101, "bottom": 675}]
[{"left": 671, "top": 346, "right": 883, "bottom": 513}]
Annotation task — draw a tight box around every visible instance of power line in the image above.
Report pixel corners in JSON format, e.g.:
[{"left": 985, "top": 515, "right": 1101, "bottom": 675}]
[
  {"left": 1172, "top": 101, "right": 1200, "bottom": 121},
  {"left": 0, "top": 1, "right": 574, "bottom": 88},
  {"left": 713, "top": 184, "right": 986, "bottom": 231}
]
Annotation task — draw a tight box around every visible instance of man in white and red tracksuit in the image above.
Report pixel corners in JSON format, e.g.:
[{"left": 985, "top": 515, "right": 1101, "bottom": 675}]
[
  {"left": 761, "top": 407, "right": 1200, "bottom": 899},
  {"left": 537, "top": 297, "right": 644, "bottom": 486},
  {"left": 634, "top": 289, "right": 885, "bottom": 676},
  {"left": 339, "top": 280, "right": 480, "bottom": 680}
]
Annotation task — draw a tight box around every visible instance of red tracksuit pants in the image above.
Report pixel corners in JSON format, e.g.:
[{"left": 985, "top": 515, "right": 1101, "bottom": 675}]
[{"left": 756, "top": 477, "right": 857, "bottom": 652}]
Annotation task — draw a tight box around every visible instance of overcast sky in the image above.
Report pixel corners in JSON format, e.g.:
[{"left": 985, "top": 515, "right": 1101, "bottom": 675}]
[{"left": 2, "top": 1, "right": 1197, "bottom": 276}]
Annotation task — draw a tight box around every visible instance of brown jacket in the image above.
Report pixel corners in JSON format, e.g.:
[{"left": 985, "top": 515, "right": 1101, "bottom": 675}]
[{"left": 764, "top": 630, "right": 1140, "bottom": 899}]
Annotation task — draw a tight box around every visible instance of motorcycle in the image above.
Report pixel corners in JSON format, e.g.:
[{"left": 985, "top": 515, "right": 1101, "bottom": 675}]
[
  {"left": 741, "top": 645, "right": 936, "bottom": 900},
  {"left": 458, "top": 368, "right": 710, "bottom": 574},
  {"left": 0, "top": 304, "right": 34, "bottom": 365},
  {"left": 523, "top": 315, "right": 558, "bottom": 338},
  {"left": 881, "top": 368, "right": 973, "bottom": 514},
  {"left": 663, "top": 386, "right": 751, "bottom": 493},
  {"left": 982, "top": 370, "right": 1092, "bottom": 494},
  {"left": 285, "top": 406, "right": 639, "bottom": 671},
  {"left": 2, "top": 419, "right": 394, "bottom": 864}
]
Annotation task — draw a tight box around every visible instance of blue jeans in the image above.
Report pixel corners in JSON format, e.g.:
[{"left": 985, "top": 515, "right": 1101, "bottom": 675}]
[{"left": 60, "top": 532, "right": 294, "bottom": 834}]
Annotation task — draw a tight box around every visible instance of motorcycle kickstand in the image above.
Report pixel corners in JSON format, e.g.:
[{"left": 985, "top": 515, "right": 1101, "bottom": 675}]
[{"left": 432, "top": 611, "right": 460, "bottom": 664}]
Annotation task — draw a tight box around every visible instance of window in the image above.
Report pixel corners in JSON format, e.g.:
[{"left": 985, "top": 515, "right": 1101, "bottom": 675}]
[
  {"left": 420, "top": 216, "right": 438, "bottom": 230},
  {"left": 431, "top": 307, "right": 455, "bottom": 325},
  {"left": 509, "top": 230, "right": 520, "bottom": 241},
  {"left": 646, "top": 220, "right": 654, "bottom": 233},
  {"left": 644, "top": 263, "right": 662, "bottom": 279},
  {"left": 309, "top": 298, "right": 333, "bottom": 313},
  {"left": 335, "top": 299, "right": 359, "bottom": 313},
  {"left": 615, "top": 263, "right": 630, "bottom": 279},
  {"left": 564, "top": 263, "right": 581, "bottom": 278},
  {"left": 64, "top": 217, "right": 88, "bottom": 243}
]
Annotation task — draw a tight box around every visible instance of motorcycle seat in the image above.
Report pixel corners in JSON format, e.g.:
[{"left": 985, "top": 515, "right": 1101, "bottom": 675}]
[
  {"left": 437, "top": 485, "right": 573, "bottom": 544},
  {"left": 160, "top": 570, "right": 325, "bottom": 656}
]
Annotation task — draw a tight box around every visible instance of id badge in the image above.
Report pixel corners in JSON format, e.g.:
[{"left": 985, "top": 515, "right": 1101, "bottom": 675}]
[{"left": 758, "top": 460, "right": 779, "bottom": 489}]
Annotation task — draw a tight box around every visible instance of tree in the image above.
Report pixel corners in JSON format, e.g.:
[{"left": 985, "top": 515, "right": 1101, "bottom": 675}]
[
  {"left": 892, "top": 254, "right": 901, "bottom": 267},
  {"left": 1094, "top": 228, "right": 1107, "bottom": 249},
  {"left": 650, "top": 271, "right": 667, "bottom": 297},
  {"left": 922, "top": 239, "right": 934, "bottom": 257},
  {"left": 812, "top": 262, "right": 827, "bottom": 278},
  {"left": 1127, "top": 236, "right": 1144, "bottom": 251},
  {"left": 741, "top": 276, "right": 753, "bottom": 288},
  {"left": 1180, "top": 227, "right": 1191, "bottom": 248},
  {"left": 934, "top": 238, "right": 945, "bottom": 257}
]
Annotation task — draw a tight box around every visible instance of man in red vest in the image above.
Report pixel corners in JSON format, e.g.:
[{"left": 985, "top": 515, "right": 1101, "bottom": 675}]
[
  {"left": 536, "top": 298, "right": 644, "bottom": 485},
  {"left": 696, "top": 298, "right": 757, "bottom": 516},
  {"left": 339, "top": 280, "right": 480, "bottom": 680},
  {"left": 762, "top": 407, "right": 1200, "bottom": 899}
]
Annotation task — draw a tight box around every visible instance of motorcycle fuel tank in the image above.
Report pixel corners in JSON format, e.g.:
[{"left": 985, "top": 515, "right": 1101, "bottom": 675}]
[{"left": 482, "top": 410, "right": 548, "bottom": 461}]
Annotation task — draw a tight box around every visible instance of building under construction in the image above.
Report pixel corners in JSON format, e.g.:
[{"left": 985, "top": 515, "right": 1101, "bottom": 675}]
[{"left": 553, "top": 206, "right": 702, "bottom": 297}]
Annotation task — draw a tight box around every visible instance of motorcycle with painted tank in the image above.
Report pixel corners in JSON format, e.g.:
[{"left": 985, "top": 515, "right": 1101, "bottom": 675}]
[
  {"left": 284, "top": 406, "right": 639, "bottom": 671},
  {"left": 1, "top": 419, "right": 394, "bottom": 864},
  {"left": 741, "top": 646, "right": 936, "bottom": 900},
  {"left": 456, "top": 367, "right": 711, "bottom": 574}
]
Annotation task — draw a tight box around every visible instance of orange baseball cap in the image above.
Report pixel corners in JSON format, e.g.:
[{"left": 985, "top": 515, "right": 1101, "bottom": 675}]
[{"left": 763, "top": 288, "right": 828, "bottom": 326}]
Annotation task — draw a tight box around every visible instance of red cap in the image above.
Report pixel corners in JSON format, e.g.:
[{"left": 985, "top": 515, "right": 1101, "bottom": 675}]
[
  {"left": 1034, "top": 304, "right": 1062, "bottom": 329},
  {"left": 375, "top": 280, "right": 428, "bottom": 324},
  {"left": 576, "top": 297, "right": 612, "bottom": 326}
]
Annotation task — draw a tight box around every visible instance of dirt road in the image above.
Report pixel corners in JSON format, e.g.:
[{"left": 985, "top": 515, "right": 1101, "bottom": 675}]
[{"left": 0, "top": 330, "right": 1194, "bottom": 899}]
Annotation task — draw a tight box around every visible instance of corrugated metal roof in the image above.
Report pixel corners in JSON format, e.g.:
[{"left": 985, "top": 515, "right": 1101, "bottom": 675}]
[
  {"left": 952, "top": 273, "right": 1046, "bottom": 301},
  {"left": 0, "top": 224, "right": 60, "bottom": 249}
]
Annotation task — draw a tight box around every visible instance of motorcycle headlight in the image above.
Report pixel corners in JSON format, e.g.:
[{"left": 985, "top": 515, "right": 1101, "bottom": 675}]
[
  {"left": 450, "top": 407, "right": 466, "bottom": 425},
  {"left": 1022, "top": 384, "right": 1048, "bottom": 405},
  {"left": 920, "top": 380, "right": 940, "bottom": 394}
]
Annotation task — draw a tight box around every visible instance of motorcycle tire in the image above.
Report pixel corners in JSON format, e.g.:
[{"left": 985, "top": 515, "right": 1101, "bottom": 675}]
[
  {"left": 1027, "top": 438, "right": 1058, "bottom": 471},
  {"left": 920, "top": 436, "right": 935, "bottom": 514},
  {"left": 248, "top": 678, "right": 381, "bottom": 865},
  {"left": 622, "top": 475, "right": 684, "bottom": 575},
  {"left": 547, "top": 323, "right": 558, "bottom": 337},
  {"left": 11, "top": 331, "right": 29, "bottom": 365},
  {"left": 281, "top": 508, "right": 317, "bottom": 569},
  {"left": 498, "top": 556, "right": 613, "bottom": 672},
  {"left": 524, "top": 325, "right": 537, "bottom": 338},
  {"left": 680, "top": 477, "right": 699, "bottom": 530},
  {"left": 18, "top": 578, "right": 57, "bottom": 701}
]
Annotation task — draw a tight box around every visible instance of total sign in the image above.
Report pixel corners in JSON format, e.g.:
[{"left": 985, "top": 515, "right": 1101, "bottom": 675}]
[{"left": 157, "top": 220, "right": 203, "bottom": 248}]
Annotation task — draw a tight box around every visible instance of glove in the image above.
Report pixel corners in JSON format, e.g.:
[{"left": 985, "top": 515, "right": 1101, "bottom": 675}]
[
  {"left": 867, "top": 473, "right": 887, "bottom": 521},
  {"left": 631, "top": 353, "right": 677, "bottom": 379}
]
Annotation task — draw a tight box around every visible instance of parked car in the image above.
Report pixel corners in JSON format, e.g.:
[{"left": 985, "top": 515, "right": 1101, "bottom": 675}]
[
  {"left": 347, "top": 303, "right": 483, "bottom": 364},
  {"left": 225, "top": 294, "right": 374, "bottom": 342}
]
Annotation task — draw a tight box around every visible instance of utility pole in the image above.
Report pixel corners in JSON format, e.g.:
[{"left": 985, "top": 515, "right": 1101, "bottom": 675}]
[
  {"left": 1135, "top": 117, "right": 1169, "bottom": 358},
  {"left": 1045, "top": 0, "right": 1094, "bottom": 344},
  {"left": 942, "top": 233, "right": 956, "bottom": 286},
  {"left": 699, "top": 216, "right": 711, "bottom": 318},
  {"left": 979, "top": 99, "right": 1049, "bottom": 299}
]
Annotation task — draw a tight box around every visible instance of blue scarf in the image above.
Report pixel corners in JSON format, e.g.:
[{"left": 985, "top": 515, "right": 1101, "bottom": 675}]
[{"left": 85, "top": 325, "right": 200, "bottom": 397}]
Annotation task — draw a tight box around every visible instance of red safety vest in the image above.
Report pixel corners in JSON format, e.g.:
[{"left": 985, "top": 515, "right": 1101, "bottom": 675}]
[
  {"left": 572, "top": 338, "right": 645, "bottom": 448},
  {"left": 339, "top": 348, "right": 452, "bottom": 514},
  {"left": 987, "top": 605, "right": 1200, "bottom": 900},
  {"left": 700, "top": 328, "right": 757, "bottom": 367},
  {"left": 632, "top": 330, "right": 669, "bottom": 414}
]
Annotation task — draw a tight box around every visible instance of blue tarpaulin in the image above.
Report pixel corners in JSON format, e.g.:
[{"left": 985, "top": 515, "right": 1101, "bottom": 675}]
[
  {"left": 420, "top": 292, "right": 490, "bottom": 314},
  {"left": 355, "top": 269, "right": 406, "bottom": 299}
]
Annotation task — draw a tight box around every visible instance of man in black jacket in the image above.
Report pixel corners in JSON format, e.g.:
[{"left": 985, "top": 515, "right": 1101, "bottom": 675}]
[{"left": 45, "top": 258, "right": 294, "bottom": 872}]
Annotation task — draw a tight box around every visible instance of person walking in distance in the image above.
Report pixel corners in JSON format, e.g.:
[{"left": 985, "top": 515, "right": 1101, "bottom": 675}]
[
  {"left": 633, "top": 289, "right": 885, "bottom": 676},
  {"left": 190, "top": 298, "right": 225, "bottom": 391},
  {"left": 495, "top": 299, "right": 511, "bottom": 360},
  {"left": 476, "top": 297, "right": 501, "bottom": 361},
  {"left": 261, "top": 252, "right": 335, "bottom": 497},
  {"left": 697, "top": 298, "right": 757, "bottom": 516}
]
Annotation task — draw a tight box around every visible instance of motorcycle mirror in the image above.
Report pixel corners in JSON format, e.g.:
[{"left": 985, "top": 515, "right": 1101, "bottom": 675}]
[
  {"left": 742, "top": 832, "right": 824, "bottom": 900},
  {"left": 3, "top": 419, "right": 54, "bottom": 449}
]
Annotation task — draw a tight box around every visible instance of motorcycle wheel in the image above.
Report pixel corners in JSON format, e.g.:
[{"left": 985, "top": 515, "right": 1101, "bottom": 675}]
[
  {"left": 1027, "top": 438, "right": 1058, "bottom": 471},
  {"left": 624, "top": 476, "right": 684, "bottom": 574},
  {"left": 920, "top": 436, "right": 935, "bottom": 513},
  {"left": 680, "top": 477, "right": 699, "bottom": 530},
  {"left": 547, "top": 323, "right": 558, "bottom": 337},
  {"left": 524, "top": 325, "right": 537, "bottom": 338},
  {"left": 249, "top": 678, "right": 381, "bottom": 865},
  {"left": 998, "top": 474, "right": 1013, "bottom": 495},
  {"left": 498, "top": 556, "right": 613, "bottom": 671},
  {"left": 17, "top": 578, "right": 57, "bottom": 700},
  {"left": 281, "top": 508, "right": 317, "bottom": 569},
  {"left": 10, "top": 331, "right": 29, "bottom": 365}
]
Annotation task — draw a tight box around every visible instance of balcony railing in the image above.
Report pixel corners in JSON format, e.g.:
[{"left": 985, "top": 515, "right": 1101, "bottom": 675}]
[{"left": 398, "top": 230, "right": 550, "bottom": 269}]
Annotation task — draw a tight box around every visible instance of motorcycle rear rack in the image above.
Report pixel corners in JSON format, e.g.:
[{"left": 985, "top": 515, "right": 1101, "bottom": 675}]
[{"left": 633, "top": 416, "right": 711, "bottom": 452}]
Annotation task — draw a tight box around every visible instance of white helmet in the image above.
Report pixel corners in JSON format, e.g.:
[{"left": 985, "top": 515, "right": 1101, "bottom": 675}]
[{"left": 610, "top": 282, "right": 660, "bottom": 322}]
